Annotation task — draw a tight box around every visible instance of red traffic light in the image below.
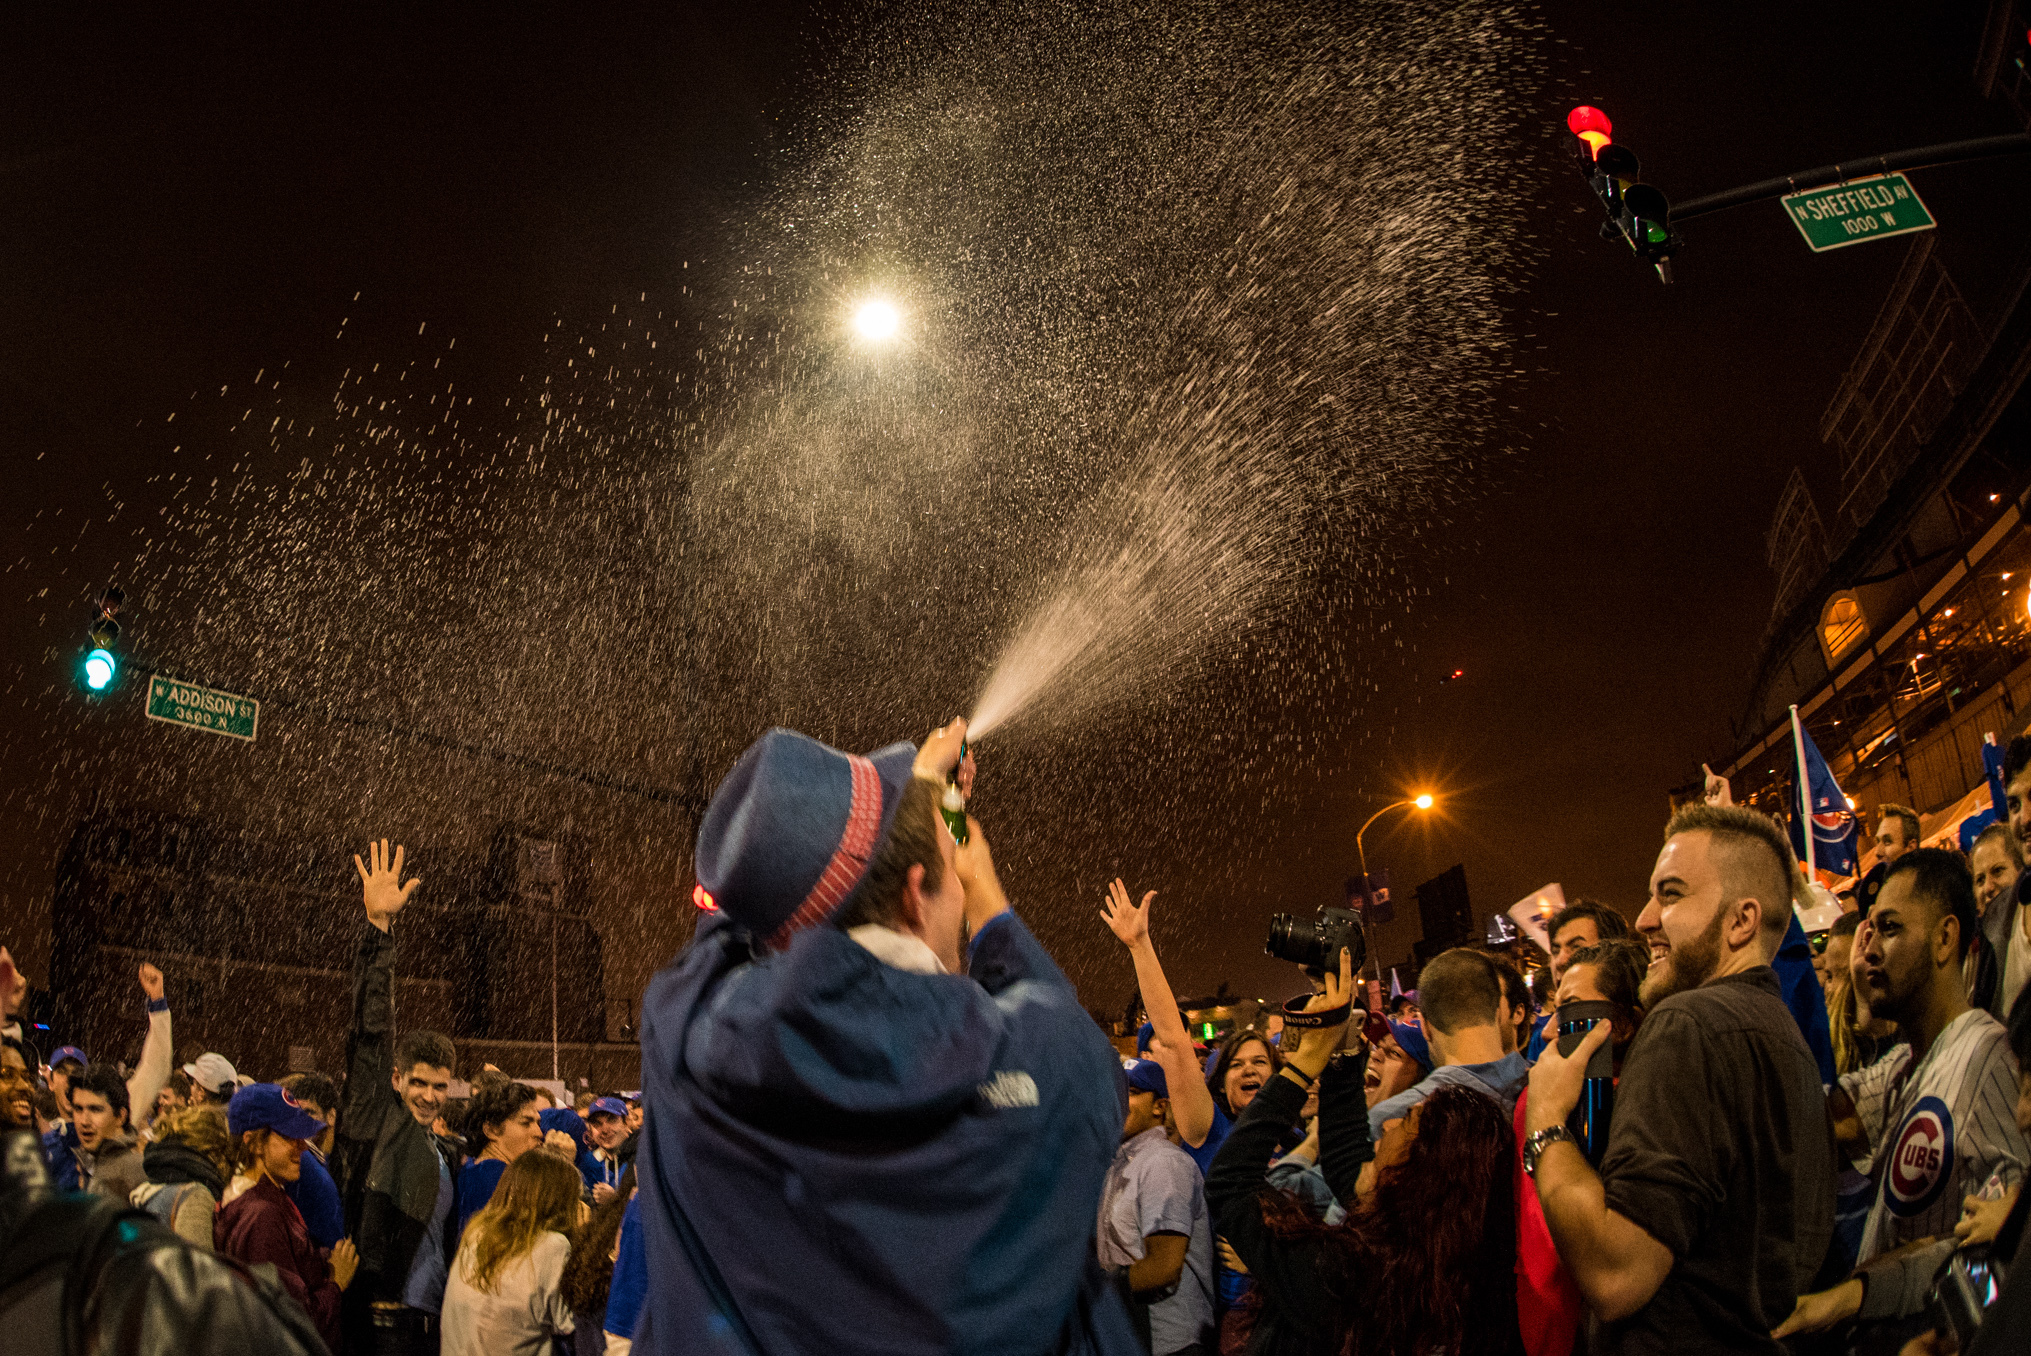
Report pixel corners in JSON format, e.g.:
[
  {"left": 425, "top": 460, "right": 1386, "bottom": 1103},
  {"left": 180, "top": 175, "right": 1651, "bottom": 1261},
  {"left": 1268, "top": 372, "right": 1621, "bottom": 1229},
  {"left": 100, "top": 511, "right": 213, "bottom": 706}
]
[{"left": 1567, "top": 105, "right": 1613, "bottom": 159}]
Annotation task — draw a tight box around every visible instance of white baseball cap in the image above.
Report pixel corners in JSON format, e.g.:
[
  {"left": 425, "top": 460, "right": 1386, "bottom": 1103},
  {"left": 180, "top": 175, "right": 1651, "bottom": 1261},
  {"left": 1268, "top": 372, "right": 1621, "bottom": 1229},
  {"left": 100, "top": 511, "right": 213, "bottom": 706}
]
[{"left": 182, "top": 1052, "right": 238, "bottom": 1094}]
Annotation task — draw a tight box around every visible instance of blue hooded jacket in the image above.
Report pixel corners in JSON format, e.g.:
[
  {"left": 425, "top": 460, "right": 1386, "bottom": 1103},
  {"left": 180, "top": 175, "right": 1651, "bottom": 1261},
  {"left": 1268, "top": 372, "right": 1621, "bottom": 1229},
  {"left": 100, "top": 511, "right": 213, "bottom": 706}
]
[{"left": 634, "top": 909, "right": 1139, "bottom": 1356}]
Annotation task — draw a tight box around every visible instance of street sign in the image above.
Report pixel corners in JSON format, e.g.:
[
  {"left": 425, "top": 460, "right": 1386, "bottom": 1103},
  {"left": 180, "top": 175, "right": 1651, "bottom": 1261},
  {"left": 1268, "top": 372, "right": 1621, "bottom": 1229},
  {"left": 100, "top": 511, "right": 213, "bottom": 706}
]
[
  {"left": 1780, "top": 174, "right": 1935, "bottom": 252},
  {"left": 145, "top": 675, "right": 259, "bottom": 741}
]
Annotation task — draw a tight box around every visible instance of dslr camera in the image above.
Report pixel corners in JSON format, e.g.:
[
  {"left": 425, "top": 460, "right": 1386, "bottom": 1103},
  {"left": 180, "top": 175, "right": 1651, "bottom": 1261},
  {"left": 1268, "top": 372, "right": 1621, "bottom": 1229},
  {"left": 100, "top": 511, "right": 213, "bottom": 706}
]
[{"left": 1264, "top": 906, "right": 1366, "bottom": 974}]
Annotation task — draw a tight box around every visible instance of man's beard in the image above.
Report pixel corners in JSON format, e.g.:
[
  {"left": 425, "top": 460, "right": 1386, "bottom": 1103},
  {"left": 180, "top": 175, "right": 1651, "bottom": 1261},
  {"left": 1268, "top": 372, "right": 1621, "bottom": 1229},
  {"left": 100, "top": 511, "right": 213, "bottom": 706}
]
[{"left": 1640, "top": 905, "right": 1728, "bottom": 1008}]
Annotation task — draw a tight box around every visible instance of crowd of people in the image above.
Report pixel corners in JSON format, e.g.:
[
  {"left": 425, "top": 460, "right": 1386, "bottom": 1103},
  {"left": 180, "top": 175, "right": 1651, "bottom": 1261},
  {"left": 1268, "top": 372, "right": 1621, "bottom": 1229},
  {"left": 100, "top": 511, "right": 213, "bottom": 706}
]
[{"left": 3, "top": 716, "right": 2030, "bottom": 1354}]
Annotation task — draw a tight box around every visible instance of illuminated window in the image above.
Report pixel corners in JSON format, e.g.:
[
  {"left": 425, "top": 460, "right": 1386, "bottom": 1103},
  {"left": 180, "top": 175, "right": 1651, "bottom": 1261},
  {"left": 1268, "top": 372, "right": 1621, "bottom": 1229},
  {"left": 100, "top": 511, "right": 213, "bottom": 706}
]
[{"left": 1820, "top": 591, "right": 1868, "bottom": 666}]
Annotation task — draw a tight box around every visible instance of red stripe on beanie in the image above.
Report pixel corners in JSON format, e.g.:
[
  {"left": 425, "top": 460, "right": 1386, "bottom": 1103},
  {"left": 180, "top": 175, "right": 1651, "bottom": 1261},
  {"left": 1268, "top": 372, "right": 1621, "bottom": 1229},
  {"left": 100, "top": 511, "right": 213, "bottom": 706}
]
[{"left": 766, "top": 754, "right": 883, "bottom": 950}]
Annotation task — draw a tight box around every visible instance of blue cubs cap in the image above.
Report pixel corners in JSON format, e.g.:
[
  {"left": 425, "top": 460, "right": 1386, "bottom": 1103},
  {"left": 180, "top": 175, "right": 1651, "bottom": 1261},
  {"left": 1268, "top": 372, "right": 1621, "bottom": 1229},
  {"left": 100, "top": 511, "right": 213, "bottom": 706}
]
[
  {"left": 227, "top": 1082, "right": 326, "bottom": 1141},
  {"left": 1122, "top": 1058, "right": 1168, "bottom": 1098},
  {"left": 1389, "top": 1021, "right": 1433, "bottom": 1074},
  {"left": 695, "top": 729, "right": 920, "bottom": 947},
  {"left": 587, "top": 1096, "right": 628, "bottom": 1121},
  {"left": 49, "top": 1045, "right": 87, "bottom": 1070}
]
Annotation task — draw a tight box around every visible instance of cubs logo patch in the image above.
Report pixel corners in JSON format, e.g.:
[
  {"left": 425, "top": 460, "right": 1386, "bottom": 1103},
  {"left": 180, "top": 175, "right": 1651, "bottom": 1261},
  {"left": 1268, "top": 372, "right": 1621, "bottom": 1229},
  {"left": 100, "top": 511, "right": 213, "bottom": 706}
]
[{"left": 1884, "top": 1095, "right": 1955, "bottom": 1218}]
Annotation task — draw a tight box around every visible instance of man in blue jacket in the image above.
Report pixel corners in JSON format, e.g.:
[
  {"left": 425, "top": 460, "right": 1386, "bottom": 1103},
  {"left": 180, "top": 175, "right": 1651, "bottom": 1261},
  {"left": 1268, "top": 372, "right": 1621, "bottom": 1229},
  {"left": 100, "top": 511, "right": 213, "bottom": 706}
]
[{"left": 634, "top": 719, "right": 1139, "bottom": 1356}]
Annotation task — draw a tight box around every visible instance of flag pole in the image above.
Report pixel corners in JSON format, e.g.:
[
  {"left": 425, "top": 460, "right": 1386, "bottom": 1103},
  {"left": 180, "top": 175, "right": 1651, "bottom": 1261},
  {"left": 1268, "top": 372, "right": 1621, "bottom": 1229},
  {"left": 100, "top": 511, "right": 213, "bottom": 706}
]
[{"left": 1790, "top": 704, "right": 1817, "bottom": 879}]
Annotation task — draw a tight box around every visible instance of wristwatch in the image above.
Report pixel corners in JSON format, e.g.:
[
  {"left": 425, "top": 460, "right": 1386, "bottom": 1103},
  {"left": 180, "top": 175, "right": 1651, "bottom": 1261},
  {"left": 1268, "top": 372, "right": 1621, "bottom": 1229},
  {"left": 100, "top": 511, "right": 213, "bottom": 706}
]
[{"left": 1522, "top": 1125, "right": 1577, "bottom": 1179}]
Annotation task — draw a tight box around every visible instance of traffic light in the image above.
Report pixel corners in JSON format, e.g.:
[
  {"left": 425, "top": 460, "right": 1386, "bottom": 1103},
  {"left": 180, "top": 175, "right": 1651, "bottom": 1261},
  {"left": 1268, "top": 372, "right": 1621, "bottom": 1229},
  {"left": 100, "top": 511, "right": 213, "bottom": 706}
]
[
  {"left": 81, "top": 585, "right": 124, "bottom": 692},
  {"left": 1566, "top": 105, "right": 1679, "bottom": 282}
]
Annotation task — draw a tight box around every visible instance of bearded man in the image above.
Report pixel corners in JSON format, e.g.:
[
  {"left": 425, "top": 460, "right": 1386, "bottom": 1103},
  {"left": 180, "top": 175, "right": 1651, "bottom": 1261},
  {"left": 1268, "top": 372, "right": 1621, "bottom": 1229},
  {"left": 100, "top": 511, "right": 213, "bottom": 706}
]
[{"left": 1524, "top": 804, "right": 1837, "bottom": 1356}]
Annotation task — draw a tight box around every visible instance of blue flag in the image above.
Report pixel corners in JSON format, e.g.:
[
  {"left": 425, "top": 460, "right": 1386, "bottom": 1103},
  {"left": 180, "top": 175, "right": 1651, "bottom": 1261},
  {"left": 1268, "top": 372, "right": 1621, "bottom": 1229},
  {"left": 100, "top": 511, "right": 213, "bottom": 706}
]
[
  {"left": 1985, "top": 734, "right": 2008, "bottom": 821},
  {"left": 1789, "top": 721, "right": 1859, "bottom": 877},
  {"left": 1961, "top": 734, "right": 2010, "bottom": 853}
]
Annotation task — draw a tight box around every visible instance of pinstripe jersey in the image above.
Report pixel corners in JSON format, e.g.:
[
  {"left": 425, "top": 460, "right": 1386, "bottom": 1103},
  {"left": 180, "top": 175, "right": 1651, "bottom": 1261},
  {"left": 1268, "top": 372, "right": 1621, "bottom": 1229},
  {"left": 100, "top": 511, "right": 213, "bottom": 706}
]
[{"left": 1840, "top": 1007, "right": 2029, "bottom": 1262}]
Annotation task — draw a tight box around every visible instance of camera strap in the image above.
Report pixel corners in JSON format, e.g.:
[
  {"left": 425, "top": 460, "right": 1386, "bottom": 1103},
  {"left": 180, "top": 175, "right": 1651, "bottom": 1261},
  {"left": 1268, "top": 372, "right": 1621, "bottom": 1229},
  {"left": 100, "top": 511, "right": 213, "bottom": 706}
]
[{"left": 1279, "top": 995, "right": 1352, "bottom": 1030}]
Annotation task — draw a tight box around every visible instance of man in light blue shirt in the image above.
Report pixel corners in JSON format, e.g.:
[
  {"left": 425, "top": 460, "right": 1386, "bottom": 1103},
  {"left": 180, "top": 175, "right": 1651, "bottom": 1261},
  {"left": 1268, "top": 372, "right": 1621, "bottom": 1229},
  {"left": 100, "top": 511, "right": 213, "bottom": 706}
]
[{"left": 1369, "top": 948, "right": 1530, "bottom": 1140}]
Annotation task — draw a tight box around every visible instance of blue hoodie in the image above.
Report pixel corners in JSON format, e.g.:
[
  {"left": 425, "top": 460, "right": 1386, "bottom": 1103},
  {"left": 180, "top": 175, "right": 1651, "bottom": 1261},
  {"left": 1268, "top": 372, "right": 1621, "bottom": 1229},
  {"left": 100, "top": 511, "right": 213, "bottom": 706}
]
[{"left": 634, "top": 910, "right": 1139, "bottom": 1356}]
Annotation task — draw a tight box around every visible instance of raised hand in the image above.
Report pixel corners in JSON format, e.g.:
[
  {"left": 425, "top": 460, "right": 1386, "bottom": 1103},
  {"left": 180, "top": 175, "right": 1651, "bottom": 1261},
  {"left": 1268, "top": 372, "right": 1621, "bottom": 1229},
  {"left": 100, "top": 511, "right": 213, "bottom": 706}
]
[
  {"left": 542, "top": 1129, "right": 578, "bottom": 1160},
  {"left": 1288, "top": 946, "right": 1359, "bottom": 1078},
  {"left": 1702, "top": 764, "right": 1733, "bottom": 807},
  {"left": 912, "top": 718, "right": 969, "bottom": 783},
  {"left": 354, "top": 839, "right": 423, "bottom": 932},
  {"left": 138, "top": 962, "right": 165, "bottom": 1003},
  {"left": 0, "top": 947, "right": 25, "bottom": 1017},
  {"left": 1100, "top": 879, "right": 1154, "bottom": 949},
  {"left": 953, "top": 816, "right": 1009, "bottom": 931}
]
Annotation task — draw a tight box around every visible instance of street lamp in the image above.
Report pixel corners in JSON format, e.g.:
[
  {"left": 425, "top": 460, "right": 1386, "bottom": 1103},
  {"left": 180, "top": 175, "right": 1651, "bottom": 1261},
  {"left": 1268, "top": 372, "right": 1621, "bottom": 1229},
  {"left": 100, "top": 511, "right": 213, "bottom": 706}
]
[
  {"left": 1354, "top": 794, "right": 1437, "bottom": 979},
  {"left": 852, "top": 299, "right": 901, "bottom": 341}
]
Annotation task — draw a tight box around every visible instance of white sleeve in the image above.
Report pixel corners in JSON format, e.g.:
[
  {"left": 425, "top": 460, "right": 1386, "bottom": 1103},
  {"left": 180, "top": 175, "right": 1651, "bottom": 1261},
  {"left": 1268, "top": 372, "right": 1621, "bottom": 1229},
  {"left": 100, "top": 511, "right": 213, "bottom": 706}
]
[
  {"left": 536, "top": 1231, "right": 576, "bottom": 1335},
  {"left": 127, "top": 1006, "right": 173, "bottom": 1128},
  {"left": 1840, "top": 1048, "right": 1898, "bottom": 1153}
]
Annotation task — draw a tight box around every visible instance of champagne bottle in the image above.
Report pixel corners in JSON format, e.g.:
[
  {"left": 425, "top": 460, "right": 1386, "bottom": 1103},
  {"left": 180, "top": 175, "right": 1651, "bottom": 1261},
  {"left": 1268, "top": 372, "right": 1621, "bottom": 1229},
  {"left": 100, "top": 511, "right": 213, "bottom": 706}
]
[{"left": 941, "top": 738, "right": 970, "bottom": 845}]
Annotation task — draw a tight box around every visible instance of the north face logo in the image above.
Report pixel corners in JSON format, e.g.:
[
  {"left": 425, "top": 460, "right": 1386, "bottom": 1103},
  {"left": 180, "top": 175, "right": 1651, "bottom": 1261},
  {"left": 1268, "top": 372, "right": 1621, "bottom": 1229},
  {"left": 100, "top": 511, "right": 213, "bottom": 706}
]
[{"left": 978, "top": 1071, "right": 1039, "bottom": 1109}]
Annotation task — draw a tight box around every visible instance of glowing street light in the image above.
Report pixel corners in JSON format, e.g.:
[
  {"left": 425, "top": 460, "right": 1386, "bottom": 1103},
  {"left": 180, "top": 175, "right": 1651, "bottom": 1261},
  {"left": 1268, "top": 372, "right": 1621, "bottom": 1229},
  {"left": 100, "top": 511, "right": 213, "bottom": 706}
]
[
  {"left": 852, "top": 299, "right": 901, "bottom": 341},
  {"left": 1352, "top": 793, "right": 1438, "bottom": 979}
]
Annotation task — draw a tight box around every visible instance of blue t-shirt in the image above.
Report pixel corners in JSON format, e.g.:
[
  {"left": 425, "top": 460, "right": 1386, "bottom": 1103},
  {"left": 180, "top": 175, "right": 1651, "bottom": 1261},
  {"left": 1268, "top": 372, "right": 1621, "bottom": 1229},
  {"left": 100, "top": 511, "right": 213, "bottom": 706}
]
[
  {"left": 607, "top": 1194, "right": 648, "bottom": 1340},
  {"left": 400, "top": 1145, "right": 455, "bottom": 1313},
  {"left": 283, "top": 1147, "right": 346, "bottom": 1248},
  {"left": 44, "top": 1123, "right": 80, "bottom": 1193},
  {"left": 454, "top": 1157, "right": 507, "bottom": 1246},
  {"left": 579, "top": 1146, "right": 621, "bottom": 1195},
  {"left": 1179, "top": 1103, "right": 1233, "bottom": 1177}
]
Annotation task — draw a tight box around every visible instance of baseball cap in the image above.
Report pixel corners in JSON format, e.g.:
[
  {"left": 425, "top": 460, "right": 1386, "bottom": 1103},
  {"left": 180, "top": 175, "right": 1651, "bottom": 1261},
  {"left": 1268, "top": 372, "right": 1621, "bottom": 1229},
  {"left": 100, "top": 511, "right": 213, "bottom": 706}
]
[
  {"left": 48, "top": 1045, "right": 88, "bottom": 1070},
  {"left": 1389, "top": 1021, "right": 1433, "bottom": 1074},
  {"left": 183, "top": 1052, "right": 238, "bottom": 1094},
  {"left": 227, "top": 1083, "right": 326, "bottom": 1141},
  {"left": 586, "top": 1096, "right": 628, "bottom": 1121},
  {"left": 1122, "top": 1058, "right": 1168, "bottom": 1098}
]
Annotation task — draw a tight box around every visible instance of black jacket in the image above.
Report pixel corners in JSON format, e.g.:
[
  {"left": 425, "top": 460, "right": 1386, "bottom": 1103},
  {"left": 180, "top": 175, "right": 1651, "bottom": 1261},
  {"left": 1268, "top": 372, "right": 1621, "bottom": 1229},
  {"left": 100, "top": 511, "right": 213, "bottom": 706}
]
[
  {"left": 1205, "top": 1057, "right": 1373, "bottom": 1356},
  {"left": 332, "top": 925, "right": 458, "bottom": 1309},
  {"left": 0, "top": 1126, "right": 328, "bottom": 1356}
]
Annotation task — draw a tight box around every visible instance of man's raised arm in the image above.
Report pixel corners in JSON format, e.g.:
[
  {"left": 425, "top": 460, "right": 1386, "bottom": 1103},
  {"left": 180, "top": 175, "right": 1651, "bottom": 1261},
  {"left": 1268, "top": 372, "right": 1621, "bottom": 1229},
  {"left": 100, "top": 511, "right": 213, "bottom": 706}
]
[
  {"left": 127, "top": 962, "right": 173, "bottom": 1126},
  {"left": 339, "top": 839, "right": 422, "bottom": 1147},
  {"left": 1099, "top": 879, "right": 1218, "bottom": 1148}
]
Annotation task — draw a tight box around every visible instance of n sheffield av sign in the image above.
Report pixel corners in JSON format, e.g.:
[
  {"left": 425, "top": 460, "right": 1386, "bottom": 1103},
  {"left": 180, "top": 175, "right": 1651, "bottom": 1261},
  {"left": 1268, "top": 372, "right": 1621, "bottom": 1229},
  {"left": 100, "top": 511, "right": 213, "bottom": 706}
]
[
  {"left": 1781, "top": 173, "right": 1936, "bottom": 252},
  {"left": 146, "top": 675, "right": 259, "bottom": 741}
]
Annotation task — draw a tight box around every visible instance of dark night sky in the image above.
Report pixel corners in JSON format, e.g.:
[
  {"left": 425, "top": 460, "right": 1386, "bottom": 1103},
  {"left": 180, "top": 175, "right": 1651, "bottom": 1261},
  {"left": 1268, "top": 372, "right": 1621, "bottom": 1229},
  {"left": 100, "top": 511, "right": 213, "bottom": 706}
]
[{"left": 5, "top": 2, "right": 2030, "bottom": 1019}]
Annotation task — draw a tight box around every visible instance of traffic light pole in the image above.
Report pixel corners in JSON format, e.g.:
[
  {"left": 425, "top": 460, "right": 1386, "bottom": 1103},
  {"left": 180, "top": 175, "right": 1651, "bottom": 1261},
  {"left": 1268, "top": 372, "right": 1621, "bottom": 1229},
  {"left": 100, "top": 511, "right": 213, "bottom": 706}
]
[{"left": 1671, "top": 132, "right": 2031, "bottom": 223}]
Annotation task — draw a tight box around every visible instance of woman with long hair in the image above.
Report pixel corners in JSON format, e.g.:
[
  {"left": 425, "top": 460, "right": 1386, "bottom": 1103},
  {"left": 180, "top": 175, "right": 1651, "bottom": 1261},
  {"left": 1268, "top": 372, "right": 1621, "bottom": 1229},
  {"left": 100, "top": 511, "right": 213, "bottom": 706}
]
[
  {"left": 442, "top": 1143, "right": 584, "bottom": 1355},
  {"left": 561, "top": 1193, "right": 631, "bottom": 1355},
  {"left": 214, "top": 1085, "right": 357, "bottom": 1351},
  {"left": 1209, "top": 950, "right": 1520, "bottom": 1356},
  {"left": 1208, "top": 1027, "right": 1283, "bottom": 1123}
]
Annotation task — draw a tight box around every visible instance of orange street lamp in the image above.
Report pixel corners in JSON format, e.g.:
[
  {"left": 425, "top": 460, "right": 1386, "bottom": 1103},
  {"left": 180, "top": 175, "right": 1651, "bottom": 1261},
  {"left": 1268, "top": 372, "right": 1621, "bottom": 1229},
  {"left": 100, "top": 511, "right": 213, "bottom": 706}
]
[{"left": 1354, "top": 795, "right": 1437, "bottom": 979}]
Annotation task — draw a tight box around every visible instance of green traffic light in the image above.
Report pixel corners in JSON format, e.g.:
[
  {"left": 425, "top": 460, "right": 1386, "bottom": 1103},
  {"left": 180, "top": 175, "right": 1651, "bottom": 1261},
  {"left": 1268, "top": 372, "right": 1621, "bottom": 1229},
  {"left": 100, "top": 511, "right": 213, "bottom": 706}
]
[{"left": 83, "top": 648, "right": 117, "bottom": 691}]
